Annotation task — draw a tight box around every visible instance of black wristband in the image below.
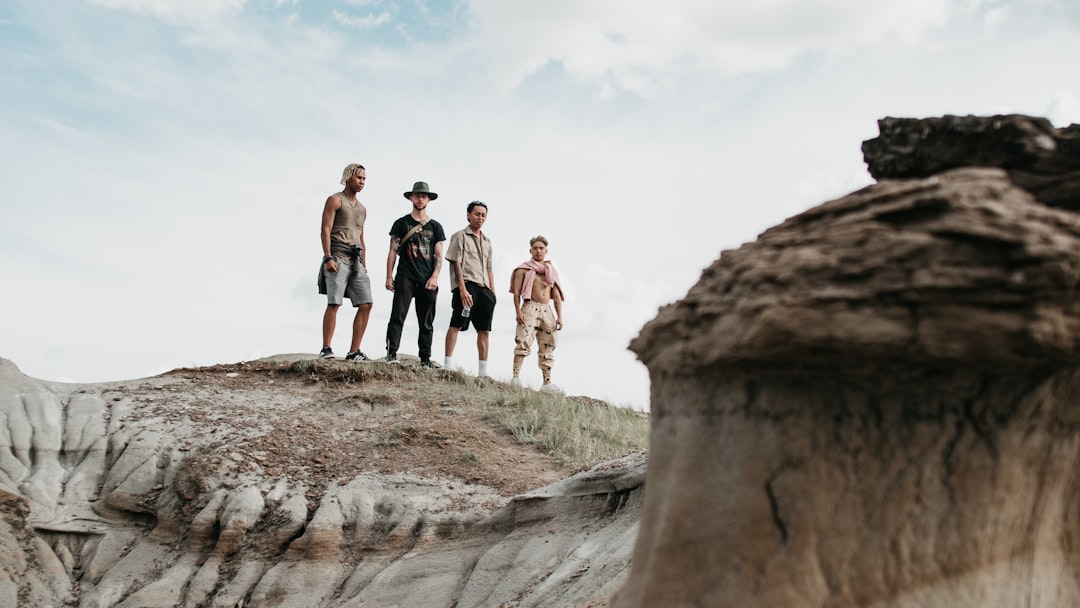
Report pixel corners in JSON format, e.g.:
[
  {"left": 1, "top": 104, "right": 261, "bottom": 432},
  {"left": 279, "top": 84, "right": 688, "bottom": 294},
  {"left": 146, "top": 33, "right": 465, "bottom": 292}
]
[{"left": 323, "top": 255, "right": 333, "bottom": 264}]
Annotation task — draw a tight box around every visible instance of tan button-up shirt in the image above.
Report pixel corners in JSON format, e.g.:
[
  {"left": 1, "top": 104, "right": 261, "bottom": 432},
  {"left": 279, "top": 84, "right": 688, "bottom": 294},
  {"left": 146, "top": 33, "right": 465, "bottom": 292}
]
[{"left": 446, "top": 228, "right": 493, "bottom": 290}]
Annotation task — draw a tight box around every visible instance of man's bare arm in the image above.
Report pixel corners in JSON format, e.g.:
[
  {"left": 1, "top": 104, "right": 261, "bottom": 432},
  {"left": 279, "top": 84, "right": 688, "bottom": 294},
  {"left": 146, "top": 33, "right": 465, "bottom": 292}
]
[
  {"left": 552, "top": 285, "right": 564, "bottom": 330},
  {"left": 425, "top": 241, "right": 443, "bottom": 290},
  {"left": 511, "top": 268, "right": 526, "bottom": 325},
  {"left": 385, "top": 236, "right": 400, "bottom": 291},
  {"left": 453, "top": 260, "right": 474, "bottom": 307},
  {"left": 321, "top": 195, "right": 342, "bottom": 272}
]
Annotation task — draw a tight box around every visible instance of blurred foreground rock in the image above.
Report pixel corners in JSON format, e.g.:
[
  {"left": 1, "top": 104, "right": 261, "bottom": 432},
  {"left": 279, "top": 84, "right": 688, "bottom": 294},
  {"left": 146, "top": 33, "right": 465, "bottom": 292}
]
[{"left": 618, "top": 115, "right": 1080, "bottom": 607}]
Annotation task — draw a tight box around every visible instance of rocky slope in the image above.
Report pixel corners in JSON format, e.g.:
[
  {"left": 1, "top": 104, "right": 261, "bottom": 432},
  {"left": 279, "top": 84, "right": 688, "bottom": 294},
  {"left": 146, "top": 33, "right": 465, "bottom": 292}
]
[{"left": 0, "top": 356, "right": 645, "bottom": 607}]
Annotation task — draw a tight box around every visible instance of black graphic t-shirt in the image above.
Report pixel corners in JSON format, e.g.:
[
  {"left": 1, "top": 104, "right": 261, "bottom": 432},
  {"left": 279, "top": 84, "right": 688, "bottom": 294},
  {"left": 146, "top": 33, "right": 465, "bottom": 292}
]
[{"left": 390, "top": 215, "right": 446, "bottom": 284}]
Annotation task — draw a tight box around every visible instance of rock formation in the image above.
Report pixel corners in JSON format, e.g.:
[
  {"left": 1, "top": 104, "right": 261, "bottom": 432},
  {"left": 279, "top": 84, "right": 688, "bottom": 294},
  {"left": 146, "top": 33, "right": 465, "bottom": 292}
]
[
  {"left": 862, "top": 114, "right": 1080, "bottom": 211},
  {"left": 0, "top": 357, "right": 644, "bottom": 607},
  {"left": 618, "top": 115, "right": 1080, "bottom": 607}
]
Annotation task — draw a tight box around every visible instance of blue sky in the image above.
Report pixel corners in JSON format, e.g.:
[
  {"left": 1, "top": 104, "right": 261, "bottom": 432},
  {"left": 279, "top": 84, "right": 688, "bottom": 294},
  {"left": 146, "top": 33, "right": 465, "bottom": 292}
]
[{"left": 2, "top": 0, "right": 1079, "bottom": 409}]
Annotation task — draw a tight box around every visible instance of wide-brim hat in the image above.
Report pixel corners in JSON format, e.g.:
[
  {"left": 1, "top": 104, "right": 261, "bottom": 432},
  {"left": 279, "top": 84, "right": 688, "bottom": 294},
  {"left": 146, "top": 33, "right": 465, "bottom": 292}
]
[{"left": 404, "top": 181, "right": 438, "bottom": 200}]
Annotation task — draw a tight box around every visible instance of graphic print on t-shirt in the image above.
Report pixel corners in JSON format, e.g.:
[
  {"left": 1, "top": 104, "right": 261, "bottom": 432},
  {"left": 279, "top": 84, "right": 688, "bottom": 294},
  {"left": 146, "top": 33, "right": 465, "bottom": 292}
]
[
  {"left": 404, "top": 227, "right": 435, "bottom": 262},
  {"left": 391, "top": 215, "right": 446, "bottom": 284}
]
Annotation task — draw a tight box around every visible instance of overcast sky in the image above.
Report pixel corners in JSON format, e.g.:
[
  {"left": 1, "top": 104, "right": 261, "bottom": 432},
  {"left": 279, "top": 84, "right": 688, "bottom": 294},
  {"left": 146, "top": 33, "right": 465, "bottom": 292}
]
[{"left": 2, "top": 0, "right": 1078, "bottom": 409}]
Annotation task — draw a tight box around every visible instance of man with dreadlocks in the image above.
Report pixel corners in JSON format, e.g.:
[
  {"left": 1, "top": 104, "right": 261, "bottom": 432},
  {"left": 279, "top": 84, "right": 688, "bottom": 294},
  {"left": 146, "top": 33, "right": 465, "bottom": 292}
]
[{"left": 317, "top": 163, "right": 373, "bottom": 361}]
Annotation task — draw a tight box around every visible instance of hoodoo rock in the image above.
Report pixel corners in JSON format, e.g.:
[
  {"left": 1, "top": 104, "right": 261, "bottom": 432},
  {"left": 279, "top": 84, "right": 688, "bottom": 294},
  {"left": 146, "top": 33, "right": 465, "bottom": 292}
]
[
  {"left": 618, "top": 115, "right": 1080, "bottom": 607},
  {"left": 862, "top": 114, "right": 1080, "bottom": 211}
]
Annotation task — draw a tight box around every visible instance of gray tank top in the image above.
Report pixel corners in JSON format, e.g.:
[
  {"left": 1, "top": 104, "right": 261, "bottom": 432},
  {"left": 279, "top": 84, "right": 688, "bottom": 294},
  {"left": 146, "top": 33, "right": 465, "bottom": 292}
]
[{"left": 330, "top": 193, "right": 366, "bottom": 249}]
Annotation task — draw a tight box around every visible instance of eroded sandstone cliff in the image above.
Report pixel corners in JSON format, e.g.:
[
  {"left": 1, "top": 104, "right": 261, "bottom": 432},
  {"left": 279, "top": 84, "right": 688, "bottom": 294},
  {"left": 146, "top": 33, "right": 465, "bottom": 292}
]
[
  {"left": 0, "top": 357, "right": 643, "bottom": 607},
  {"left": 618, "top": 115, "right": 1080, "bottom": 607}
]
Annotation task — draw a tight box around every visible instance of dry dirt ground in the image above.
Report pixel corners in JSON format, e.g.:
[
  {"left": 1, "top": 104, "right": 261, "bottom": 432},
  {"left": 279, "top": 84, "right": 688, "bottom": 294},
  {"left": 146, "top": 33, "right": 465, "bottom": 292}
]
[{"left": 110, "top": 355, "right": 580, "bottom": 506}]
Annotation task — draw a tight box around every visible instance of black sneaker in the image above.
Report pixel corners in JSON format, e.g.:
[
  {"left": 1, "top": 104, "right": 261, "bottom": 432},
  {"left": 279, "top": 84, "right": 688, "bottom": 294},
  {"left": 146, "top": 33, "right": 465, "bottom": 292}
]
[
  {"left": 420, "top": 359, "right": 440, "bottom": 368},
  {"left": 318, "top": 347, "right": 335, "bottom": 359},
  {"left": 385, "top": 353, "right": 399, "bottom": 364},
  {"left": 345, "top": 351, "right": 369, "bottom": 361}
]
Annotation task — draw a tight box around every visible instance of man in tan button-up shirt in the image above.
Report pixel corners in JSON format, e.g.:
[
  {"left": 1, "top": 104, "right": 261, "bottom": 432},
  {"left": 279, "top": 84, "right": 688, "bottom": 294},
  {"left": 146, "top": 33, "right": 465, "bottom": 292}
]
[{"left": 443, "top": 201, "right": 496, "bottom": 376}]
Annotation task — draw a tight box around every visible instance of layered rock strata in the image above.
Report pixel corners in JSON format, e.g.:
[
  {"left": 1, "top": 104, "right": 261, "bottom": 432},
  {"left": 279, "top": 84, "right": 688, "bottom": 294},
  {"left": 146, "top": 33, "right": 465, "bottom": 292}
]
[
  {"left": 0, "top": 358, "right": 644, "bottom": 607},
  {"left": 618, "top": 115, "right": 1080, "bottom": 607}
]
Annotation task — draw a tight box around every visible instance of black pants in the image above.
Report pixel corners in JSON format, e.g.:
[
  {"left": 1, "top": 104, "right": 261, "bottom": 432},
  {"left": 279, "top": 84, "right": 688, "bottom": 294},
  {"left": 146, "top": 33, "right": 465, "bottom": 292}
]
[{"left": 385, "top": 275, "right": 438, "bottom": 360}]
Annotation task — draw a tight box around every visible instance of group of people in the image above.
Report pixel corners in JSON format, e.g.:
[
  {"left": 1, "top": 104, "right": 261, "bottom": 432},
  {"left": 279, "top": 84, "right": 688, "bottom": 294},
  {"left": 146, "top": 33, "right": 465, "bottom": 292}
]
[{"left": 318, "top": 163, "right": 565, "bottom": 390}]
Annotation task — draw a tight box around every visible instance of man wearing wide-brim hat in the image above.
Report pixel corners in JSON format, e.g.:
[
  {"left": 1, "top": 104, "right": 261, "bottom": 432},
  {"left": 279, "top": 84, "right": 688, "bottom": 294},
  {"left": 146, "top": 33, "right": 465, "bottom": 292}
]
[
  {"left": 403, "top": 181, "right": 438, "bottom": 200},
  {"left": 384, "top": 181, "right": 446, "bottom": 366}
]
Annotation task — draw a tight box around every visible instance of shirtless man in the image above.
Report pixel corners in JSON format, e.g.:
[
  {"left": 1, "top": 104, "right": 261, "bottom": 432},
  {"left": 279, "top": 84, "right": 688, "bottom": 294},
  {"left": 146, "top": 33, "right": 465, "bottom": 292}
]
[{"left": 509, "top": 235, "right": 564, "bottom": 391}]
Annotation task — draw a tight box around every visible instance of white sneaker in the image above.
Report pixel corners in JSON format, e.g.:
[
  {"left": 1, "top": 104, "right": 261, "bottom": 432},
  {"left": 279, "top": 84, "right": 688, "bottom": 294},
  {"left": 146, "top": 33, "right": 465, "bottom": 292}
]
[
  {"left": 540, "top": 383, "right": 563, "bottom": 395},
  {"left": 510, "top": 377, "right": 522, "bottom": 387}
]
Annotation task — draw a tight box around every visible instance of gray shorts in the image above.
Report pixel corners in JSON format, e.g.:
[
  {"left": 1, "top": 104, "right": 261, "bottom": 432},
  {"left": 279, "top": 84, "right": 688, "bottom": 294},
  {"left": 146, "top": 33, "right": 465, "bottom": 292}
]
[{"left": 325, "top": 261, "right": 373, "bottom": 306}]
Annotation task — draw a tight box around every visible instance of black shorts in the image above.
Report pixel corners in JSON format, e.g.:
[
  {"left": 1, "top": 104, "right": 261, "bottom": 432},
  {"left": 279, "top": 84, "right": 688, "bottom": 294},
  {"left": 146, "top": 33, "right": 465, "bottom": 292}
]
[{"left": 450, "top": 282, "right": 496, "bottom": 331}]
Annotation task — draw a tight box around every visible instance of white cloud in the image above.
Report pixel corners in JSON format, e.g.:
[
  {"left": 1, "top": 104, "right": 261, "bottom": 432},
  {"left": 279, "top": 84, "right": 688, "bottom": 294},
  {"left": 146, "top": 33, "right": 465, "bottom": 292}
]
[
  {"left": 1047, "top": 92, "right": 1080, "bottom": 127},
  {"left": 332, "top": 9, "right": 392, "bottom": 29},
  {"left": 982, "top": 5, "right": 1010, "bottom": 32},
  {"left": 88, "top": 0, "right": 247, "bottom": 23},
  {"left": 464, "top": 0, "right": 965, "bottom": 94}
]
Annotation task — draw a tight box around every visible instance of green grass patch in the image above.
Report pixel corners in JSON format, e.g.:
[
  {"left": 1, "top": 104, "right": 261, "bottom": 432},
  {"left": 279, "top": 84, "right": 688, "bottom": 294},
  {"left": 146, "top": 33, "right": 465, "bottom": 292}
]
[{"left": 480, "top": 391, "right": 649, "bottom": 466}]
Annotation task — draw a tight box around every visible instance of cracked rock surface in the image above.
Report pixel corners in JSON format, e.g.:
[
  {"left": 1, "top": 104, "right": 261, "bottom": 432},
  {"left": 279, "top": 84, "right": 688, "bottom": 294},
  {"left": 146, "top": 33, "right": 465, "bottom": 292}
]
[
  {"left": 0, "top": 357, "right": 644, "bottom": 607},
  {"left": 616, "top": 115, "right": 1080, "bottom": 607}
]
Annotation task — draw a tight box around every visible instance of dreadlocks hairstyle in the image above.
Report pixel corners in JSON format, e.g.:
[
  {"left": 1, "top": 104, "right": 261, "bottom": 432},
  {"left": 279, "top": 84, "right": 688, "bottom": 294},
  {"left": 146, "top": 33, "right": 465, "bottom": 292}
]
[{"left": 340, "top": 163, "right": 366, "bottom": 185}]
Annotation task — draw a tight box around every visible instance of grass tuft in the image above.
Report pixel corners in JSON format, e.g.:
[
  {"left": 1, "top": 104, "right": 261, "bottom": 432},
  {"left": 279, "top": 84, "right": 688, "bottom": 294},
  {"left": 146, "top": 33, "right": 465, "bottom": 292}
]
[{"left": 479, "top": 389, "right": 649, "bottom": 466}]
